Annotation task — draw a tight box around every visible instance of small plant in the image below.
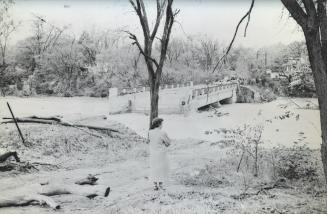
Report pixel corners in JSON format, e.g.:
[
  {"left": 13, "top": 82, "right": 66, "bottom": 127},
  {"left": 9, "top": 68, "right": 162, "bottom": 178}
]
[
  {"left": 180, "top": 164, "right": 227, "bottom": 188},
  {"left": 222, "top": 124, "right": 264, "bottom": 177}
]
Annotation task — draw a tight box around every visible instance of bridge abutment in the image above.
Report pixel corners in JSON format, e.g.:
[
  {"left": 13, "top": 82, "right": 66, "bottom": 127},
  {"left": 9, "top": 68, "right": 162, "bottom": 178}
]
[{"left": 220, "top": 88, "right": 237, "bottom": 105}]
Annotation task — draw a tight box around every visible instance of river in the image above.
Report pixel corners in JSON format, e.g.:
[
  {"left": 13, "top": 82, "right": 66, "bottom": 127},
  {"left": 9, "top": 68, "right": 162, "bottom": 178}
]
[{"left": 0, "top": 96, "right": 321, "bottom": 149}]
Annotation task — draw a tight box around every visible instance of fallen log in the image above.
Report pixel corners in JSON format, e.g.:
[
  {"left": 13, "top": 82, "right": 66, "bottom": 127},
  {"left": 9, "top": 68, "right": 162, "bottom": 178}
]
[
  {"left": 1, "top": 118, "right": 120, "bottom": 133},
  {"left": 0, "top": 183, "right": 110, "bottom": 210},
  {"left": 0, "top": 162, "right": 38, "bottom": 172},
  {"left": 3, "top": 116, "right": 62, "bottom": 122},
  {"left": 0, "top": 151, "right": 20, "bottom": 163},
  {"left": 230, "top": 178, "right": 292, "bottom": 200},
  {"left": 0, "top": 194, "right": 60, "bottom": 210},
  {"left": 75, "top": 174, "right": 98, "bottom": 185},
  {"left": 31, "top": 162, "right": 59, "bottom": 169},
  {"left": 0, "top": 164, "right": 14, "bottom": 172}
]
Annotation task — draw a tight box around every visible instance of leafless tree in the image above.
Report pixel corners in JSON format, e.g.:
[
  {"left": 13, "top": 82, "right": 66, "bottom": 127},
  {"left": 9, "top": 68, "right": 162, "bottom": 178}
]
[
  {"left": 30, "top": 15, "right": 65, "bottom": 69},
  {"left": 0, "top": 0, "right": 17, "bottom": 95},
  {"left": 197, "top": 38, "right": 220, "bottom": 72},
  {"left": 0, "top": 0, "right": 16, "bottom": 65},
  {"left": 166, "top": 38, "right": 184, "bottom": 64},
  {"left": 127, "top": 0, "right": 179, "bottom": 128}
]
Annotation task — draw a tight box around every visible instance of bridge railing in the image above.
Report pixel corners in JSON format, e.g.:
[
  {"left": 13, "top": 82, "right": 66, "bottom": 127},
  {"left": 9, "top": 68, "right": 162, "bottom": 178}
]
[
  {"left": 110, "top": 81, "right": 238, "bottom": 98},
  {"left": 191, "top": 82, "right": 238, "bottom": 99},
  {"left": 114, "top": 81, "right": 194, "bottom": 96}
]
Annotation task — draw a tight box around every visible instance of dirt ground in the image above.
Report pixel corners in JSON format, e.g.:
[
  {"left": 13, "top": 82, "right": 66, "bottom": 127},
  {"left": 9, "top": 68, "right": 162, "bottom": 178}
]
[
  {"left": 0, "top": 97, "right": 326, "bottom": 213},
  {"left": 0, "top": 120, "right": 326, "bottom": 213}
]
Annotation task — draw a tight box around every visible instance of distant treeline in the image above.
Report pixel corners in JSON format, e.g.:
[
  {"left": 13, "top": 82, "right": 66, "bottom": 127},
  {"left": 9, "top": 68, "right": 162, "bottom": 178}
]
[{"left": 0, "top": 17, "right": 313, "bottom": 97}]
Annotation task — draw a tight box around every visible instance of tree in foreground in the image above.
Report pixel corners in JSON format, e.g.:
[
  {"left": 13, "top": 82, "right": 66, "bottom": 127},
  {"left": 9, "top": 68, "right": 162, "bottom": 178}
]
[
  {"left": 212, "top": 0, "right": 327, "bottom": 183},
  {"left": 280, "top": 0, "right": 327, "bottom": 184},
  {"left": 127, "top": 0, "right": 179, "bottom": 128}
]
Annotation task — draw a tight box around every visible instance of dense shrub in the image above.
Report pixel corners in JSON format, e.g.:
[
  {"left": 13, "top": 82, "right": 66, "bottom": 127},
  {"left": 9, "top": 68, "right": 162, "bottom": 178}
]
[{"left": 273, "top": 144, "right": 319, "bottom": 181}]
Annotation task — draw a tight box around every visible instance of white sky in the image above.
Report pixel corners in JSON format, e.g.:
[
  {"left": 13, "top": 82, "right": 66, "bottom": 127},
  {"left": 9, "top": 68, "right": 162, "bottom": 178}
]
[{"left": 10, "top": 0, "right": 304, "bottom": 48}]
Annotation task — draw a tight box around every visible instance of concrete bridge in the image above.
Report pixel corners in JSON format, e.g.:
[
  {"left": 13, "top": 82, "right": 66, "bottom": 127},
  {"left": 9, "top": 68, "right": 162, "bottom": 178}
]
[{"left": 108, "top": 81, "right": 239, "bottom": 114}]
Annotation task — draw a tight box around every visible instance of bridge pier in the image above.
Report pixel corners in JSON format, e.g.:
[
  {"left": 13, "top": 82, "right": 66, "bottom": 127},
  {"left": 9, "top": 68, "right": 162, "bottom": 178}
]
[{"left": 220, "top": 97, "right": 233, "bottom": 104}]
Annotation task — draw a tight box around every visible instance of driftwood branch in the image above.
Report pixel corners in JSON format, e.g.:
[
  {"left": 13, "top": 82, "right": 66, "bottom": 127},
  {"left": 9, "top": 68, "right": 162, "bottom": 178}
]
[
  {"left": 2, "top": 116, "right": 62, "bottom": 122},
  {"left": 1, "top": 117, "right": 120, "bottom": 133},
  {"left": 6, "top": 102, "right": 27, "bottom": 147}
]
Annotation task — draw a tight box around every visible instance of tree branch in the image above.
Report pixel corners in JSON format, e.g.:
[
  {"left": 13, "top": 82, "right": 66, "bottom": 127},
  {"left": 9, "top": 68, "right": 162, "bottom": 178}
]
[
  {"left": 158, "top": 0, "right": 179, "bottom": 69},
  {"left": 129, "top": 0, "right": 150, "bottom": 39},
  {"left": 125, "top": 31, "right": 159, "bottom": 68},
  {"left": 150, "top": 0, "right": 167, "bottom": 40},
  {"left": 212, "top": 0, "right": 255, "bottom": 73},
  {"left": 138, "top": 0, "right": 150, "bottom": 36},
  {"left": 281, "top": 0, "right": 308, "bottom": 28},
  {"left": 303, "top": 0, "right": 317, "bottom": 17}
]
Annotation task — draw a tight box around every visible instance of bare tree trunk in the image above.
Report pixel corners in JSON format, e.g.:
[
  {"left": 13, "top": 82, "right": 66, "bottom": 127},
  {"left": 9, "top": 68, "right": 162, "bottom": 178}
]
[
  {"left": 149, "top": 79, "right": 160, "bottom": 128},
  {"left": 128, "top": 0, "right": 178, "bottom": 129},
  {"left": 304, "top": 31, "right": 327, "bottom": 182},
  {"left": 280, "top": 0, "right": 327, "bottom": 184}
]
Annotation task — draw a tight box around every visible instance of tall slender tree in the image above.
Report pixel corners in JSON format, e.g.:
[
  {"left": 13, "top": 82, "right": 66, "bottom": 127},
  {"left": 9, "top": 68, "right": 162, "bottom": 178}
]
[
  {"left": 0, "top": 0, "right": 17, "bottom": 95},
  {"left": 127, "top": 0, "right": 179, "bottom": 128}
]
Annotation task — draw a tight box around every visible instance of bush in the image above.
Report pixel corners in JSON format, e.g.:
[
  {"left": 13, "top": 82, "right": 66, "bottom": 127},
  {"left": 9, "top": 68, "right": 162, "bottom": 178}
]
[
  {"left": 260, "top": 88, "right": 276, "bottom": 102},
  {"left": 45, "top": 89, "right": 54, "bottom": 95},
  {"left": 64, "top": 91, "right": 72, "bottom": 97},
  {"left": 178, "top": 162, "right": 232, "bottom": 188},
  {"left": 273, "top": 144, "right": 319, "bottom": 181}
]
